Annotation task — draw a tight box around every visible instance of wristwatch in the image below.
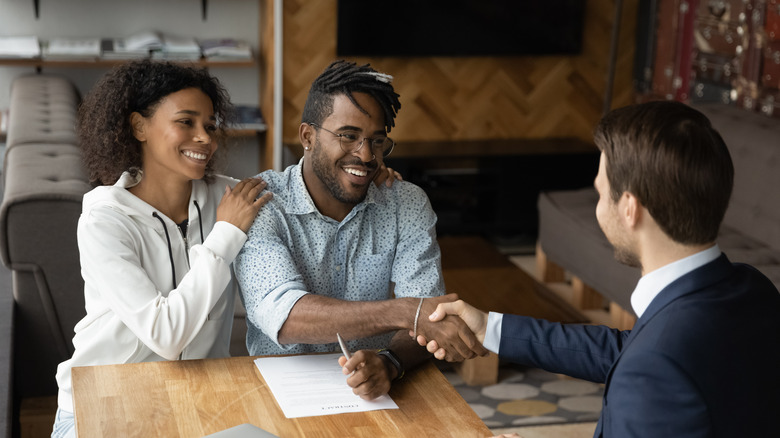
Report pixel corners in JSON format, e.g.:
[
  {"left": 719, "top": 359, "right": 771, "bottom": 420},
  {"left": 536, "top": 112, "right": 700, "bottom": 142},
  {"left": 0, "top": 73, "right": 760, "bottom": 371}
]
[{"left": 376, "top": 349, "right": 405, "bottom": 381}]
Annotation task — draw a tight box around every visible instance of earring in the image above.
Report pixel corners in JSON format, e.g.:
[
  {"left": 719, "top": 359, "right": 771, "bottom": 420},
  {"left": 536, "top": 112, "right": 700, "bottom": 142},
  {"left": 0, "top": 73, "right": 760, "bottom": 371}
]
[{"left": 304, "top": 146, "right": 310, "bottom": 150}]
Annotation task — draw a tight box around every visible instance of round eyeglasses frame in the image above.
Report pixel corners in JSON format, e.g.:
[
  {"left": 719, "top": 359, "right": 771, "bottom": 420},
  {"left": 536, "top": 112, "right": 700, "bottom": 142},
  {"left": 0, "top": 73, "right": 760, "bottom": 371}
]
[{"left": 307, "top": 123, "right": 395, "bottom": 158}]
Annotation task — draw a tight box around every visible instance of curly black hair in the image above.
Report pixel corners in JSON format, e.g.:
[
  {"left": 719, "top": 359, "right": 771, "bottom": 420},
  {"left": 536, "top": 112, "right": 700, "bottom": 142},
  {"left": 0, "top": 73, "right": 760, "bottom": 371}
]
[
  {"left": 78, "top": 59, "right": 234, "bottom": 185},
  {"left": 301, "top": 60, "right": 401, "bottom": 133}
]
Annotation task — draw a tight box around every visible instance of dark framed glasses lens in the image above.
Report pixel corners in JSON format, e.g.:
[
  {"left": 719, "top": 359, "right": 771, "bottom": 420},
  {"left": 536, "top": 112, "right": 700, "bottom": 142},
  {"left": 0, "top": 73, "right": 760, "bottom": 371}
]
[
  {"left": 369, "top": 138, "right": 389, "bottom": 150},
  {"left": 380, "top": 139, "right": 394, "bottom": 157}
]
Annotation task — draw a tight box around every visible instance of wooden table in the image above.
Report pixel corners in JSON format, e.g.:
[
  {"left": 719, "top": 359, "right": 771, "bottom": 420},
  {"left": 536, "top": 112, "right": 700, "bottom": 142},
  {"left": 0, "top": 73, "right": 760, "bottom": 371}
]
[
  {"left": 439, "top": 236, "right": 587, "bottom": 385},
  {"left": 71, "top": 356, "right": 492, "bottom": 437}
]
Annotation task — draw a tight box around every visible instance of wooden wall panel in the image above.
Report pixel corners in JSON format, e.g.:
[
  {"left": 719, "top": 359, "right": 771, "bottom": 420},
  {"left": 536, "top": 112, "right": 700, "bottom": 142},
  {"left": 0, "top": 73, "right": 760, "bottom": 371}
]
[{"left": 276, "top": 0, "right": 637, "bottom": 146}]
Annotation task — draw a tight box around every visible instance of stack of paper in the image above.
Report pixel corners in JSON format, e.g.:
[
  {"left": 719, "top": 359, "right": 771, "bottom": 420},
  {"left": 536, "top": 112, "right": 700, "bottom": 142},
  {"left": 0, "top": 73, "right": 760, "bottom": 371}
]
[
  {"left": 0, "top": 36, "right": 41, "bottom": 58},
  {"left": 253, "top": 354, "right": 398, "bottom": 419},
  {"left": 154, "top": 34, "right": 201, "bottom": 60},
  {"left": 199, "top": 38, "right": 252, "bottom": 61},
  {"left": 43, "top": 37, "right": 101, "bottom": 60},
  {"left": 101, "top": 30, "right": 162, "bottom": 60},
  {"left": 100, "top": 39, "right": 149, "bottom": 60},
  {"left": 123, "top": 30, "right": 163, "bottom": 52}
]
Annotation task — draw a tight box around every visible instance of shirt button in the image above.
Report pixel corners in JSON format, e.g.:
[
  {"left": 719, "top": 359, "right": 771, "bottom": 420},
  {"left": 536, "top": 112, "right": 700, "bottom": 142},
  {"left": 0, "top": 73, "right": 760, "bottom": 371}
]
[{"left": 335, "top": 265, "right": 341, "bottom": 272}]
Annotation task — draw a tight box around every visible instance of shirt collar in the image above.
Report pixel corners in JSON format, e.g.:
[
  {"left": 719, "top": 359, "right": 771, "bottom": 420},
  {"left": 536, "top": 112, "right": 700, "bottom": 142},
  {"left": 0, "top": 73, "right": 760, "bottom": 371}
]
[
  {"left": 286, "top": 158, "right": 385, "bottom": 218},
  {"left": 630, "top": 244, "right": 721, "bottom": 318}
]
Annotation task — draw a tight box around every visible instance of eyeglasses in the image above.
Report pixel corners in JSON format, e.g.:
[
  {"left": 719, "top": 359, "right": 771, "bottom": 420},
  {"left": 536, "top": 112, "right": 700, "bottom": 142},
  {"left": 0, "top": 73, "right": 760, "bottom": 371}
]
[{"left": 308, "top": 123, "right": 395, "bottom": 158}]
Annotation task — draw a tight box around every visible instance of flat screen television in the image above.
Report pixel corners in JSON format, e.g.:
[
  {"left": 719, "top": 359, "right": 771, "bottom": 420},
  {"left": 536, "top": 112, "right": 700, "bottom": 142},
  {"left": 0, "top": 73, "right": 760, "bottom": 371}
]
[{"left": 337, "top": 0, "right": 586, "bottom": 57}]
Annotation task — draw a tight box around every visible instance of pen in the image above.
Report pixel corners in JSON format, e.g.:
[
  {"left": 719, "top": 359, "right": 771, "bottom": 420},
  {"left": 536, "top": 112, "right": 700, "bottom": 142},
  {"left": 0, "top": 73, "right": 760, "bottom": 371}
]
[{"left": 336, "top": 332, "right": 351, "bottom": 359}]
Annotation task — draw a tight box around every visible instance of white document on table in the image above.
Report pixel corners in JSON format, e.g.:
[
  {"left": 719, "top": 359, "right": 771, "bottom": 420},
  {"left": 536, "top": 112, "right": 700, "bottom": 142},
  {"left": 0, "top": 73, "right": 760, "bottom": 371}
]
[{"left": 254, "top": 353, "right": 398, "bottom": 418}]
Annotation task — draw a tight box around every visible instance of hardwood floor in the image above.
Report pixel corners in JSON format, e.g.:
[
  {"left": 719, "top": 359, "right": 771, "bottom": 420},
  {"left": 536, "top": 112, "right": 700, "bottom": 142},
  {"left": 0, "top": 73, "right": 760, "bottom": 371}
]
[{"left": 492, "top": 422, "right": 598, "bottom": 438}]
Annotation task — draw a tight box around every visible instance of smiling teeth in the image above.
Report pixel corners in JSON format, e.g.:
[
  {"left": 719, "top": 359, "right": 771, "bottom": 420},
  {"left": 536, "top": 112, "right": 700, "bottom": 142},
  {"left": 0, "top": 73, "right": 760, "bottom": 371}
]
[
  {"left": 344, "top": 168, "right": 368, "bottom": 177},
  {"left": 183, "top": 151, "right": 207, "bottom": 160}
]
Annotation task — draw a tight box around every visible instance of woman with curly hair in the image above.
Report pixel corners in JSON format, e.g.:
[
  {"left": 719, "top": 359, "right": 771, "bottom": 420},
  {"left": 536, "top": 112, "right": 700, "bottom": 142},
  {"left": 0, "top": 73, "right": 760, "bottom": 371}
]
[{"left": 50, "top": 60, "right": 272, "bottom": 437}]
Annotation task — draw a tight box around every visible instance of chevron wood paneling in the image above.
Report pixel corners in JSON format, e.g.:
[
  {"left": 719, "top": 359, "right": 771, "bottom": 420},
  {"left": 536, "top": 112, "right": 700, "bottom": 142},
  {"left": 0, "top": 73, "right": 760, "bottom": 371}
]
[{"left": 270, "top": 0, "right": 637, "bottom": 148}]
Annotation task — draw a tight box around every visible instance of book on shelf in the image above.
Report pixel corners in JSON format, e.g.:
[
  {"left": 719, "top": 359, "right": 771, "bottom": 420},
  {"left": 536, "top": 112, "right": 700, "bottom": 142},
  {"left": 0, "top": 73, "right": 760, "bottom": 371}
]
[
  {"left": 101, "top": 30, "right": 162, "bottom": 60},
  {"left": 153, "top": 34, "right": 202, "bottom": 61},
  {"left": 234, "top": 105, "right": 266, "bottom": 131},
  {"left": 0, "top": 36, "right": 41, "bottom": 58},
  {"left": 100, "top": 39, "right": 150, "bottom": 60},
  {"left": 199, "top": 38, "right": 252, "bottom": 61},
  {"left": 123, "top": 30, "right": 163, "bottom": 52},
  {"left": 42, "top": 37, "right": 101, "bottom": 60}
]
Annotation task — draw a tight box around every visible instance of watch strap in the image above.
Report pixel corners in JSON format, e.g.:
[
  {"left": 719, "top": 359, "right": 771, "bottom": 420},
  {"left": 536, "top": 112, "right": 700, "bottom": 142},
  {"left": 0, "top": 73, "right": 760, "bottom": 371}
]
[{"left": 376, "top": 348, "right": 405, "bottom": 381}]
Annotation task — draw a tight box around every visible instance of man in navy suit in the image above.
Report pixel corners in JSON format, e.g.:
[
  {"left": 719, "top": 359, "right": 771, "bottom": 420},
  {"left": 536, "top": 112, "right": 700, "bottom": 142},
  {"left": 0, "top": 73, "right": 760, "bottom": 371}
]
[{"left": 418, "top": 101, "right": 780, "bottom": 437}]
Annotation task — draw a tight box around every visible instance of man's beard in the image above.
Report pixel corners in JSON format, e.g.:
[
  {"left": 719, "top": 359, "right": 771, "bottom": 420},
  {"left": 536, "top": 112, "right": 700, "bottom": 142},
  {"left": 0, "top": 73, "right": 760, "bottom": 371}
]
[
  {"left": 613, "top": 245, "right": 642, "bottom": 269},
  {"left": 599, "top": 208, "right": 642, "bottom": 270},
  {"left": 311, "top": 139, "right": 375, "bottom": 205}
]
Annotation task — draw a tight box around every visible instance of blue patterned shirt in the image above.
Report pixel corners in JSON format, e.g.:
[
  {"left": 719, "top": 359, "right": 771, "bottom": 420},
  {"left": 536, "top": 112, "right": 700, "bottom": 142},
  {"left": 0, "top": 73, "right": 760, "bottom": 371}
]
[{"left": 235, "top": 160, "right": 445, "bottom": 355}]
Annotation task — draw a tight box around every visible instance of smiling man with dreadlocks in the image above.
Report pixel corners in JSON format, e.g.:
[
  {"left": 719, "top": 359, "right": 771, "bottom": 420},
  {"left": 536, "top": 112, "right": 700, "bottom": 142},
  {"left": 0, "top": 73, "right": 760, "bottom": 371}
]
[{"left": 235, "top": 60, "right": 488, "bottom": 400}]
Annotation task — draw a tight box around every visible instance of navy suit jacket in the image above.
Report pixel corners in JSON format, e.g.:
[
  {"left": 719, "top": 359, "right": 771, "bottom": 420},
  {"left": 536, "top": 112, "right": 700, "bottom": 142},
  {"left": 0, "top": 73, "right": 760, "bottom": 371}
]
[{"left": 498, "top": 254, "right": 780, "bottom": 438}]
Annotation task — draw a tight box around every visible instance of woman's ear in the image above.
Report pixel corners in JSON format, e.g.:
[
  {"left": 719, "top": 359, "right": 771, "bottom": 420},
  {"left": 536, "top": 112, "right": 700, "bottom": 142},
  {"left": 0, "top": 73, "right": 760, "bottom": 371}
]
[
  {"left": 299, "top": 123, "right": 314, "bottom": 151},
  {"left": 130, "top": 112, "right": 146, "bottom": 142}
]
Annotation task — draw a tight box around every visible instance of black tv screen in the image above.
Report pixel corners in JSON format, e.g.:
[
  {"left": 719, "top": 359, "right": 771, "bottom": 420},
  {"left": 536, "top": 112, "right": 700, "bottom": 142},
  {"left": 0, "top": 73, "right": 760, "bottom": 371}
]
[{"left": 337, "top": 0, "right": 586, "bottom": 57}]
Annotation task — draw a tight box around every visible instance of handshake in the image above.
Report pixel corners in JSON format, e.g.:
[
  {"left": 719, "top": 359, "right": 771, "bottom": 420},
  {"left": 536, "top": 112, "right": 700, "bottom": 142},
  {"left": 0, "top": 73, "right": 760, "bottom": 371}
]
[{"left": 410, "top": 293, "right": 491, "bottom": 362}]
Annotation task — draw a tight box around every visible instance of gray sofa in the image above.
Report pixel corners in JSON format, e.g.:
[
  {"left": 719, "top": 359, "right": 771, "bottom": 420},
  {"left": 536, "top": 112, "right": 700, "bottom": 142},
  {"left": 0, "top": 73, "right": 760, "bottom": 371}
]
[
  {"left": 537, "top": 102, "right": 780, "bottom": 327},
  {"left": 0, "top": 74, "right": 89, "bottom": 403},
  {"left": 0, "top": 74, "right": 249, "bottom": 434}
]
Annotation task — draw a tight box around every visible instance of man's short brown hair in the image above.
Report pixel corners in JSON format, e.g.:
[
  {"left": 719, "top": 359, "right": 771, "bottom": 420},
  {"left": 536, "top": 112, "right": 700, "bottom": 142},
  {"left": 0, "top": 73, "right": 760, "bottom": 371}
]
[{"left": 594, "top": 101, "right": 733, "bottom": 245}]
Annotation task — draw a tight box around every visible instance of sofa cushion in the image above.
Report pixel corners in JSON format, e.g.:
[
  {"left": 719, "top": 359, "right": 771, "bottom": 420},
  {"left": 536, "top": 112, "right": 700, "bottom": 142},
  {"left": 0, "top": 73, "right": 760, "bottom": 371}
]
[
  {"left": 717, "top": 225, "right": 780, "bottom": 287},
  {"left": 694, "top": 103, "right": 780, "bottom": 251},
  {"left": 5, "top": 75, "right": 79, "bottom": 150},
  {"left": 0, "top": 143, "right": 90, "bottom": 267}
]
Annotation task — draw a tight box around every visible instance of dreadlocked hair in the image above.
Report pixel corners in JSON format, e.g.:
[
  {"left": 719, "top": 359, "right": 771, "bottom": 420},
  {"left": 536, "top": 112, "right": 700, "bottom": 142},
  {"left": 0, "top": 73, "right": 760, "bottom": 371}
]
[{"left": 301, "top": 60, "right": 401, "bottom": 133}]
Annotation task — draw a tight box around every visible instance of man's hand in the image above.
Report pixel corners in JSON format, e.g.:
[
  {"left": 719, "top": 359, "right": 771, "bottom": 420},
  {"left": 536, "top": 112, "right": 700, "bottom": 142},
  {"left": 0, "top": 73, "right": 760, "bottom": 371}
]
[
  {"left": 338, "top": 350, "right": 393, "bottom": 400},
  {"left": 411, "top": 295, "right": 490, "bottom": 362},
  {"left": 415, "top": 299, "right": 489, "bottom": 361},
  {"left": 372, "top": 163, "right": 403, "bottom": 187}
]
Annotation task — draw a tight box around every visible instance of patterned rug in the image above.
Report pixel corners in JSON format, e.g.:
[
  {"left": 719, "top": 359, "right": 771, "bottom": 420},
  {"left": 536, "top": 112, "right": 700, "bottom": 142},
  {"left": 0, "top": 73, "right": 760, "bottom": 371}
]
[{"left": 440, "top": 361, "right": 604, "bottom": 429}]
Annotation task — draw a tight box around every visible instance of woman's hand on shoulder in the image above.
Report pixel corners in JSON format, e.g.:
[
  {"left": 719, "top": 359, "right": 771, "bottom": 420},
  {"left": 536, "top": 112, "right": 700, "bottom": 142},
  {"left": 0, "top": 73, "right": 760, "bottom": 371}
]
[
  {"left": 373, "top": 163, "right": 403, "bottom": 188},
  {"left": 216, "top": 177, "right": 272, "bottom": 233}
]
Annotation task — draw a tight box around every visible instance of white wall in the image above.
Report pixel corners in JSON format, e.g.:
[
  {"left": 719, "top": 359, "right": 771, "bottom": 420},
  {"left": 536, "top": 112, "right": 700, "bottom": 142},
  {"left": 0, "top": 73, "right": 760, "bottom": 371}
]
[
  {"left": 0, "top": 0, "right": 263, "bottom": 176},
  {"left": 0, "top": 0, "right": 260, "bottom": 107}
]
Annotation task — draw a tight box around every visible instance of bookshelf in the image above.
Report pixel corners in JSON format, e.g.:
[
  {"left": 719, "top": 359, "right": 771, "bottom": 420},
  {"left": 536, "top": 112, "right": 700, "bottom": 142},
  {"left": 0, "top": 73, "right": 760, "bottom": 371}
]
[
  {"left": 29, "top": 0, "right": 214, "bottom": 21},
  {"left": 0, "top": 58, "right": 256, "bottom": 69},
  {"left": 0, "top": 33, "right": 256, "bottom": 69},
  {"left": 0, "top": 0, "right": 273, "bottom": 171}
]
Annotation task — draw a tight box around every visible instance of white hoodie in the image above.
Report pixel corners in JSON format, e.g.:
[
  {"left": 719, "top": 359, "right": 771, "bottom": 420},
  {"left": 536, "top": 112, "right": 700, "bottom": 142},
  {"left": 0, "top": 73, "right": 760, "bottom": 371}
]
[{"left": 55, "top": 171, "right": 247, "bottom": 413}]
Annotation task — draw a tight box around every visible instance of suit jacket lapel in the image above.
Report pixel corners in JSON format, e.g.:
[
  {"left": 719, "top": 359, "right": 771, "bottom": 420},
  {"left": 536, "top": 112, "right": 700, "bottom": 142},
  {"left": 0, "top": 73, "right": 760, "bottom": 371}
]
[
  {"left": 612, "top": 254, "right": 732, "bottom": 354},
  {"left": 595, "top": 254, "right": 734, "bottom": 436},
  {"left": 636, "top": 253, "right": 732, "bottom": 329}
]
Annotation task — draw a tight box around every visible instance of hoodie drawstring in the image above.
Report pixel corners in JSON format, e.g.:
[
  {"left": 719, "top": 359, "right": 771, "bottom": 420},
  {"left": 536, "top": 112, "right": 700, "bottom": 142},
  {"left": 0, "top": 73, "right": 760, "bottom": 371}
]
[
  {"left": 193, "top": 200, "right": 204, "bottom": 243},
  {"left": 151, "top": 201, "right": 204, "bottom": 291},
  {"left": 152, "top": 211, "right": 177, "bottom": 290}
]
